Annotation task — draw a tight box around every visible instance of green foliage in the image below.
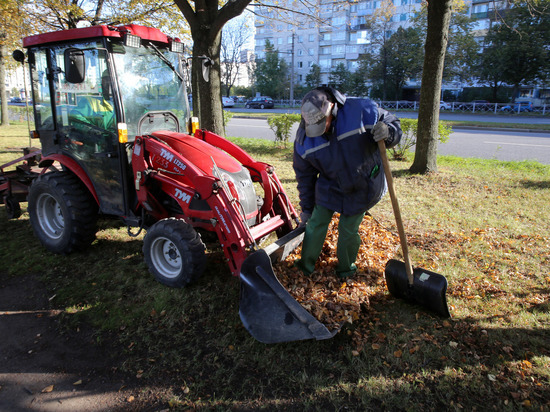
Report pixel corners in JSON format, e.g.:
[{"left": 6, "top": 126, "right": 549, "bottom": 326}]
[
  {"left": 383, "top": 27, "right": 424, "bottom": 100},
  {"left": 305, "top": 63, "right": 321, "bottom": 89},
  {"left": 328, "top": 63, "right": 351, "bottom": 94},
  {"left": 223, "top": 109, "right": 234, "bottom": 126},
  {"left": 267, "top": 113, "right": 301, "bottom": 145},
  {"left": 390, "top": 118, "right": 452, "bottom": 160},
  {"left": 254, "top": 40, "right": 289, "bottom": 99},
  {"left": 480, "top": 3, "right": 550, "bottom": 91}
]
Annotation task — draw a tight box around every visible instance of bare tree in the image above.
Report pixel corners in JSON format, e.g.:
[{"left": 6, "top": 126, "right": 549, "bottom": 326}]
[{"left": 221, "top": 14, "right": 252, "bottom": 97}]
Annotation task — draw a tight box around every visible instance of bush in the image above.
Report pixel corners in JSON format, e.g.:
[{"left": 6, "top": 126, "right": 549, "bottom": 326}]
[
  {"left": 223, "top": 109, "right": 234, "bottom": 127},
  {"left": 267, "top": 113, "right": 301, "bottom": 145},
  {"left": 390, "top": 118, "right": 452, "bottom": 160}
]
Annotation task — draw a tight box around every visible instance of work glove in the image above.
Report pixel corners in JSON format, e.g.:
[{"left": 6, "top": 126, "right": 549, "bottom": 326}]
[
  {"left": 299, "top": 212, "right": 311, "bottom": 228},
  {"left": 372, "top": 121, "right": 389, "bottom": 143}
]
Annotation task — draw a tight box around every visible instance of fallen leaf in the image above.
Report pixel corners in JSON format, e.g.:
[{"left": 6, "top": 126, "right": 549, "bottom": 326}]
[
  {"left": 449, "top": 341, "right": 458, "bottom": 348},
  {"left": 409, "top": 345, "right": 420, "bottom": 354},
  {"left": 127, "top": 395, "right": 135, "bottom": 402},
  {"left": 394, "top": 350, "right": 403, "bottom": 358},
  {"left": 371, "top": 343, "right": 381, "bottom": 350},
  {"left": 41, "top": 385, "right": 54, "bottom": 393}
]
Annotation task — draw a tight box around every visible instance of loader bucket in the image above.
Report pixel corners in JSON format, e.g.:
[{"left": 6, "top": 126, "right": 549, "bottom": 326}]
[{"left": 239, "top": 228, "right": 338, "bottom": 343}]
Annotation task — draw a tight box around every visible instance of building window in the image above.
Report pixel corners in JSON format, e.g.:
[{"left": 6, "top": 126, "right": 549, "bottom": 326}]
[
  {"left": 333, "top": 31, "right": 346, "bottom": 41},
  {"left": 319, "top": 58, "right": 331, "bottom": 69}
]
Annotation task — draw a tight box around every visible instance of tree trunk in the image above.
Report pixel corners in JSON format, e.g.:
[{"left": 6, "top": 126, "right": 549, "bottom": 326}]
[
  {"left": 192, "top": 31, "right": 224, "bottom": 136},
  {"left": 410, "top": 0, "right": 452, "bottom": 174},
  {"left": 0, "top": 42, "right": 9, "bottom": 127},
  {"left": 174, "top": 0, "right": 251, "bottom": 138}
]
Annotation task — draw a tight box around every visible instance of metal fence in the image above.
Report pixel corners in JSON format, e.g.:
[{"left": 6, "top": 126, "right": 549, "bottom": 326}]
[{"left": 272, "top": 99, "right": 550, "bottom": 115}]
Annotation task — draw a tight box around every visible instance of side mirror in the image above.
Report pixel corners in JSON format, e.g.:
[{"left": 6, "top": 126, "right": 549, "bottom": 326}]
[
  {"left": 64, "top": 48, "right": 86, "bottom": 84},
  {"left": 12, "top": 50, "right": 25, "bottom": 63}
]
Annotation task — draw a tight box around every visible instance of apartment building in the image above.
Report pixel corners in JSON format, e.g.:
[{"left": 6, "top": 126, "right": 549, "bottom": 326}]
[{"left": 254, "top": 0, "right": 497, "bottom": 87}]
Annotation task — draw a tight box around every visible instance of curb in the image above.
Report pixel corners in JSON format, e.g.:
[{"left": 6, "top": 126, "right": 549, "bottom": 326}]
[{"left": 231, "top": 116, "right": 550, "bottom": 135}]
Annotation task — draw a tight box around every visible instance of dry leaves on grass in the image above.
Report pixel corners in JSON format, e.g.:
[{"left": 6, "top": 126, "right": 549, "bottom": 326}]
[{"left": 273, "top": 214, "right": 399, "bottom": 331}]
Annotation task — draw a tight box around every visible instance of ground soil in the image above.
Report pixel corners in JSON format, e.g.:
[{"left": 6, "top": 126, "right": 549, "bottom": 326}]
[{"left": 0, "top": 274, "right": 163, "bottom": 411}]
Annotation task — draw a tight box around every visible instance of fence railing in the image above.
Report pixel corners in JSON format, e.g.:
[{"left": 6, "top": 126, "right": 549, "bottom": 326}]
[{"left": 271, "top": 99, "right": 550, "bottom": 115}]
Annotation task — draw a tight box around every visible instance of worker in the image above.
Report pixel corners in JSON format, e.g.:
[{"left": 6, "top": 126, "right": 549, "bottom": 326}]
[{"left": 293, "top": 87, "right": 402, "bottom": 278}]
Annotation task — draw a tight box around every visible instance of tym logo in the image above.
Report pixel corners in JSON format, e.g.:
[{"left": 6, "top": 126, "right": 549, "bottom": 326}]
[
  {"left": 160, "top": 148, "right": 174, "bottom": 162},
  {"left": 174, "top": 188, "right": 191, "bottom": 203},
  {"left": 173, "top": 158, "right": 186, "bottom": 171}
]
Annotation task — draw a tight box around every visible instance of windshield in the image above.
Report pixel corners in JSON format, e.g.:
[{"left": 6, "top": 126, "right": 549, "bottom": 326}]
[{"left": 112, "top": 43, "right": 190, "bottom": 139}]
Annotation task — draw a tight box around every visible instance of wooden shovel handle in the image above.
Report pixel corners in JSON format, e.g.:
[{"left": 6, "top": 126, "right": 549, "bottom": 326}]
[{"left": 377, "top": 139, "right": 415, "bottom": 284}]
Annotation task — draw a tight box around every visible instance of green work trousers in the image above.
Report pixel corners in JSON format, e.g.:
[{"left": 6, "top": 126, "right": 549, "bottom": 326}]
[{"left": 296, "top": 205, "right": 365, "bottom": 277}]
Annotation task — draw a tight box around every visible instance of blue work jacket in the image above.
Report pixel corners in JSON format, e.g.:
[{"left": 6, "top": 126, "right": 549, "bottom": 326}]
[{"left": 293, "top": 98, "right": 402, "bottom": 216}]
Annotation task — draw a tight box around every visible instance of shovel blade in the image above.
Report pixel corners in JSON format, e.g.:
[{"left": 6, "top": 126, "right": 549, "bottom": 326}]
[
  {"left": 239, "top": 248, "right": 336, "bottom": 343},
  {"left": 385, "top": 259, "right": 451, "bottom": 318}
]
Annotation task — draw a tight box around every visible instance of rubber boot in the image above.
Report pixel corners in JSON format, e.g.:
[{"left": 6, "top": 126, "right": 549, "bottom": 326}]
[
  {"left": 335, "top": 211, "right": 366, "bottom": 278},
  {"left": 294, "top": 205, "right": 334, "bottom": 275}
]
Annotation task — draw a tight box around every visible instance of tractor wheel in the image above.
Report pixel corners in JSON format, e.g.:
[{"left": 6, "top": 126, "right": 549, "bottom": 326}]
[
  {"left": 143, "top": 218, "right": 206, "bottom": 288},
  {"left": 4, "top": 196, "right": 21, "bottom": 219},
  {"left": 28, "top": 171, "right": 98, "bottom": 254}
]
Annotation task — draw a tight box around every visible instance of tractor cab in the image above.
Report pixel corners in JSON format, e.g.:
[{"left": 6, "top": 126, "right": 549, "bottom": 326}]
[{"left": 21, "top": 25, "right": 190, "bottom": 216}]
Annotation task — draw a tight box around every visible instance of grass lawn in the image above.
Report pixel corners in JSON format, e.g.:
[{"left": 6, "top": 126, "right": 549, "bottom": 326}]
[{"left": 1, "top": 123, "right": 549, "bottom": 410}]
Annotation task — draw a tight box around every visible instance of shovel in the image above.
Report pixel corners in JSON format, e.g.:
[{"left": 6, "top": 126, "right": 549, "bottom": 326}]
[{"left": 378, "top": 139, "right": 451, "bottom": 318}]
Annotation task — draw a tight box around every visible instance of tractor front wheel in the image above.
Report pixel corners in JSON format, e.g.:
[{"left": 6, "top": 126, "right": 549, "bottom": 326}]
[
  {"left": 143, "top": 218, "right": 206, "bottom": 288},
  {"left": 28, "top": 171, "right": 98, "bottom": 254}
]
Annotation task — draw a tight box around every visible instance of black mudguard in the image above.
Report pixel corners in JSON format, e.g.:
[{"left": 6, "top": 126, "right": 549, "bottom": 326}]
[{"left": 239, "top": 227, "right": 338, "bottom": 343}]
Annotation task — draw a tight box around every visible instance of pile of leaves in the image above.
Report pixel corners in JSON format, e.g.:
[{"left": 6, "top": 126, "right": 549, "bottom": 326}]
[{"left": 274, "top": 214, "right": 399, "bottom": 331}]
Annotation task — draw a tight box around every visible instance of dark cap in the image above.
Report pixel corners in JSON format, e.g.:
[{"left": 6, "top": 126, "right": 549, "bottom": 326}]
[{"left": 301, "top": 89, "right": 333, "bottom": 137}]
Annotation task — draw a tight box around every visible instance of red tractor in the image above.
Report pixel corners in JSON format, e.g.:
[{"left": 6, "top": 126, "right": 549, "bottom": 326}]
[{"left": 12, "top": 24, "right": 335, "bottom": 343}]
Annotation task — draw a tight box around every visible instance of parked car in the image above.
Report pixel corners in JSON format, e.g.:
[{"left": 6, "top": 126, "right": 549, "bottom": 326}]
[
  {"left": 500, "top": 101, "right": 533, "bottom": 113},
  {"left": 222, "top": 96, "right": 235, "bottom": 108},
  {"left": 245, "top": 96, "right": 274, "bottom": 109},
  {"left": 440, "top": 101, "right": 451, "bottom": 110}
]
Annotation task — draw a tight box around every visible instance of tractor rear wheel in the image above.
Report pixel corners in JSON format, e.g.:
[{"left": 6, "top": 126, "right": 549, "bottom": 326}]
[
  {"left": 143, "top": 218, "right": 206, "bottom": 287},
  {"left": 28, "top": 171, "right": 98, "bottom": 254}
]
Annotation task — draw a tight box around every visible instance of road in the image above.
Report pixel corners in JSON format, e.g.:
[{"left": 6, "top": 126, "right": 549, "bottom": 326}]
[{"left": 225, "top": 117, "right": 550, "bottom": 164}]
